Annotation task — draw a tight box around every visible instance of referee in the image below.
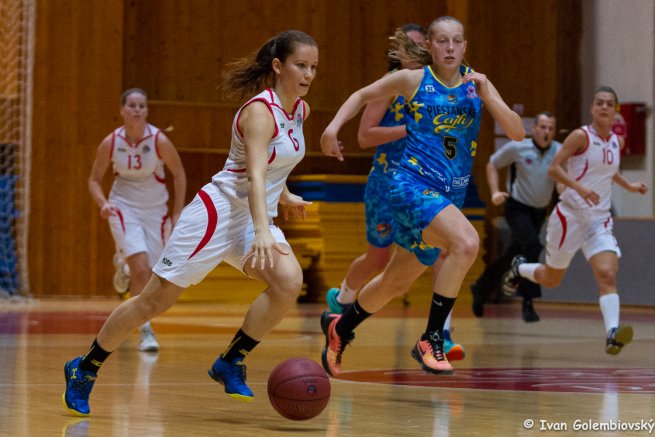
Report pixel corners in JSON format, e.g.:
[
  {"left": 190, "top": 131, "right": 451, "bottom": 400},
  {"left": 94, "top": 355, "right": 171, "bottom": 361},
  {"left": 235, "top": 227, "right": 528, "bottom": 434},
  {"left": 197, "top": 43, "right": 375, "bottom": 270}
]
[{"left": 472, "top": 111, "right": 561, "bottom": 322}]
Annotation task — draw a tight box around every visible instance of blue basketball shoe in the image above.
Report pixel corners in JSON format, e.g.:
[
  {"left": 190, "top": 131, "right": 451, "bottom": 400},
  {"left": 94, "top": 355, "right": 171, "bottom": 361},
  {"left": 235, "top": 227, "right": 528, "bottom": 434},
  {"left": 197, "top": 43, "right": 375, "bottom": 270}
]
[
  {"left": 62, "top": 356, "right": 97, "bottom": 416},
  {"left": 326, "top": 288, "right": 353, "bottom": 314},
  {"left": 443, "top": 329, "right": 466, "bottom": 361},
  {"left": 208, "top": 356, "right": 254, "bottom": 401}
]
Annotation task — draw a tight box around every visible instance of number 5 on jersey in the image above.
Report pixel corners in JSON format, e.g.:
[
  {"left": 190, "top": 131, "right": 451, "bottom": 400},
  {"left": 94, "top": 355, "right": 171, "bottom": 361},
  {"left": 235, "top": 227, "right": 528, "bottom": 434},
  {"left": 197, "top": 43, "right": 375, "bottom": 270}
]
[{"left": 443, "top": 136, "right": 458, "bottom": 160}]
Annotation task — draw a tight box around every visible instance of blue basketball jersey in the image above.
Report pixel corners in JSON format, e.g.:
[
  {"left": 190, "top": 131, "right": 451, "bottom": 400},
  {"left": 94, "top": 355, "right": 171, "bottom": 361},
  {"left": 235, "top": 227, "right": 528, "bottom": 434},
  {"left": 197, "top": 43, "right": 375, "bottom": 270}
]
[
  {"left": 399, "top": 65, "right": 482, "bottom": 205},
  {"left": 370, "top": 95, "right": 407, "bottom": 175}
]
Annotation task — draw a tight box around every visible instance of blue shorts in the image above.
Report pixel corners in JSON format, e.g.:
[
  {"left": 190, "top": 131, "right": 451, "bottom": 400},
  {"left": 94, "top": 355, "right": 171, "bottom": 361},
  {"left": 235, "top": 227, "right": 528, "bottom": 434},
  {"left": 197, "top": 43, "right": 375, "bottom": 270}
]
[
  {"left": 389, "top": 177, "right": 465, "bottom": 266},
  {"left": 364, "top": 171, "right": 395, "bottom": 248}
]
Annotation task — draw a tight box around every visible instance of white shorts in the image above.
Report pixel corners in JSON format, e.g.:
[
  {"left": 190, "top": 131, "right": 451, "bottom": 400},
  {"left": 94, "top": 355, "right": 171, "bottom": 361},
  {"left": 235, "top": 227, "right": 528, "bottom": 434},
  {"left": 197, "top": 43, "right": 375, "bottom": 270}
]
[
  {"left": 152, "top": 183, "right": 289, "bottom": 288},
  {"left": 545, "top": 202, "right": 621, "bottom": 269},
  {"left": 107, "top": 199, "right": 170, "bottom": 268}
]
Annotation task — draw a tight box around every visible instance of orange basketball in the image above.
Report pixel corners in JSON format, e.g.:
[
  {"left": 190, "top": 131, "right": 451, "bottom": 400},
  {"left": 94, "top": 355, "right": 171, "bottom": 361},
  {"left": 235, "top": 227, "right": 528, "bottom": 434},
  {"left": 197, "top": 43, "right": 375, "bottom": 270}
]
[{"left": 267, "top": 357, "right": 331, "bottom": 420}]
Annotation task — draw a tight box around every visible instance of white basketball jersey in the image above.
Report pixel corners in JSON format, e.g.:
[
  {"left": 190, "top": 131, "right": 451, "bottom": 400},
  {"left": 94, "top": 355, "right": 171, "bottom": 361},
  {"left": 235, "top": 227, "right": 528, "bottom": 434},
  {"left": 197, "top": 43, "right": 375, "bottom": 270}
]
[
  {"left": 560, "top": 125, "right": 620, "bottom": 211},
  {"left": 212, "top": 89, "right": 306, "bottom": 218},
  {"left": 109, "top": 123, "right": 168, "bottom": 208}
]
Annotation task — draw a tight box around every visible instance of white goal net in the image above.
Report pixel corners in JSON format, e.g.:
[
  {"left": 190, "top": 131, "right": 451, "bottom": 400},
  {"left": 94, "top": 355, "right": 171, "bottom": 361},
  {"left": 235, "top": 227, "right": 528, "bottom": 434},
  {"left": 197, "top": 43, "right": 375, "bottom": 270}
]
[{"left": 0, "top": 0, "right": 35, "bottom": 298}]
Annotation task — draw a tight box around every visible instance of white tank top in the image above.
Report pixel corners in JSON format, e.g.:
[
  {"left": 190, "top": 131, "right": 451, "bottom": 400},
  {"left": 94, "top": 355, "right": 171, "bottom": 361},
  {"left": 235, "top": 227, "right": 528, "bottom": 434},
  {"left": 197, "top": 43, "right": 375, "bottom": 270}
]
[
  {"left": 560, "top": 125, "right": 620, "bottom": 211},
  {"left": 108, "top": 123, "right": 168, "bottom": 208},
  {"left": 212, "top": 89, "right": 306, "bottom": 218}
]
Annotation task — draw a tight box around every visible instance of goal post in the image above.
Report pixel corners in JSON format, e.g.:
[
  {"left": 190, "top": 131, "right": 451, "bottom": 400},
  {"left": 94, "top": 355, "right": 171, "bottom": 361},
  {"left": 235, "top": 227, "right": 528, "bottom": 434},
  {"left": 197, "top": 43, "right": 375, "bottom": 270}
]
[{"left": 0, "top": 0, "right": 35, "bottom": 298}]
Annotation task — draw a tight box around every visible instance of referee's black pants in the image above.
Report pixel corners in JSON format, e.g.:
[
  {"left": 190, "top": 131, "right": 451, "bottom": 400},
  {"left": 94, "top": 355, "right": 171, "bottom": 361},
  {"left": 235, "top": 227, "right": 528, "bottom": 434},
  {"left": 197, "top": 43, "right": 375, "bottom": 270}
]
[{"left": 476, "top": 198, "right": 547, "bottom": 300}]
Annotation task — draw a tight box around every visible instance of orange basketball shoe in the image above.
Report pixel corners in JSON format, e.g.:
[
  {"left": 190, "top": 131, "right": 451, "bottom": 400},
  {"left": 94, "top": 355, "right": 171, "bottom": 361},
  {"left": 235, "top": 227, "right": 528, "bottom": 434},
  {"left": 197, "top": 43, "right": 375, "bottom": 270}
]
[
  {"left": 411, "top": 330, "right": 453, "bottom": 374},
  {"left": 320, "top": 311, "right": 354, "bottom": 377}
]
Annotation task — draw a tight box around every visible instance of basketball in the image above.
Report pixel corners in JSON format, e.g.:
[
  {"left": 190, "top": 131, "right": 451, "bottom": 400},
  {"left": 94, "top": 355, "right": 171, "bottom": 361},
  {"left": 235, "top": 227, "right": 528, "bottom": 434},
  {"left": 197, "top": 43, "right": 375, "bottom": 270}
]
[{"left": 267, "top": 357, "right": 331, "bottom": 421}]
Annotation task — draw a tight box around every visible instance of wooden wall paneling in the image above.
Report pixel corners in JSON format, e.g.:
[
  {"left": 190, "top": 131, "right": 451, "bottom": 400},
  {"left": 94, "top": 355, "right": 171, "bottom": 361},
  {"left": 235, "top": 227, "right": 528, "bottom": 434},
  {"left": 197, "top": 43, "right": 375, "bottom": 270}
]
[
  {"left": 124, "top": 0, "right": 226, "bottom": 102},
  {"left": 0, "top": 0, "right": 20, "bottom": 98},
  {"left": 175, "top": 151, "right": 226, "bottom": 199},
  {"left": 147, "top": 101, "right": 235, "bottom": 199},
  {"left": 0, "top": 1, "right": 19, "bottom": 145},
  {"left": 28, "top": 0, "right": 581, "bottom": 296},
  {"left": 466, "top": 0, "right": 581, "bottom": 204},
  {"left": 0, "top": 0, "right": 21, "bottom": 143},
  {"left": 312, "top": 0, "right": 449, "bottom": 149},
  {"left": 466, "top": 0, "right": 581, "bottom": 265},
  {"left": 555, "top": 0, "right": 582, "bottom": 136},
  {"left": 147, "top": 101, "right": 235, "bottom": 151},
  {"left": 124, "top": 0, "right": 453, "bottom": 183},
  {"left": 124, "top": 0, "right": 336, "bottom": 103},
  {"left": 30, "top": 0, "right": 124, "bottom": 296}
]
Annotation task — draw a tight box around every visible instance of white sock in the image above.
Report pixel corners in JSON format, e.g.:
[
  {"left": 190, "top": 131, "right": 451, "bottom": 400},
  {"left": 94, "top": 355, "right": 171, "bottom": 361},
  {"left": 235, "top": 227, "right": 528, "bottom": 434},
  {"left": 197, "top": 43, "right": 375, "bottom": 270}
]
[
  {"left": 518, "top": 263, "right": 540, "bottom": 282},
  {"left": 599, "top": 293, "right": 620, "bottom": 333},
  {"left": 141, "top": 321, "right": 151, "bottom": 332},
  {"left": 337, "top": 280, "right": 358, "bottom": 304},
  {"left": 443, "top": 311, "right": 452, "bottom": 332}
]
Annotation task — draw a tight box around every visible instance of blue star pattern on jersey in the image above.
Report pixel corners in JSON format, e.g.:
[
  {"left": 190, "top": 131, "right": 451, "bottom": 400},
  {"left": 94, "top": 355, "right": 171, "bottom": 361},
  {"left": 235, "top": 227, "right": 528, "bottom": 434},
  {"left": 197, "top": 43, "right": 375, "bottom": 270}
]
[
  {"left": 389, "top": 173, "right": 444, "bottom": 266},
  {"left": 364, "top": 171, "right": 396, "bottom": 247},
  {"left": 370, "top": 95, "right": 408, "bottom": 176},
  {"left": 399, "top": 65, "right": 482, "bottom": 199},
  {"left": 364, "top": 94, "right": 412, "bottom": 247},
  {"left": 390, "top": 65, "right": 482, "bottom": 264}
]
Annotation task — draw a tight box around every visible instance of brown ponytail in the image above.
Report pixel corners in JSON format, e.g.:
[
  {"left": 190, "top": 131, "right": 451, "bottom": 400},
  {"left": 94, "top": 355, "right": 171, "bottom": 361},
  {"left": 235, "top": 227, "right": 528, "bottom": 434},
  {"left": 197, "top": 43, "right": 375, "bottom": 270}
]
[{"left": 222, "top": 30, "right": 317, "bottom": 101}]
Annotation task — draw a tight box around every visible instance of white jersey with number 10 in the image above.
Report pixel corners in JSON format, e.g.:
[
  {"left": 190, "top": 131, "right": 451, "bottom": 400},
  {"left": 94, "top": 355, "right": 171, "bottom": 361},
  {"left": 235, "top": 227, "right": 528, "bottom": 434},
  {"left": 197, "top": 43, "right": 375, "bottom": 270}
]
[{"left": 560, "top": 125, "right": 620, "bottom": 212}]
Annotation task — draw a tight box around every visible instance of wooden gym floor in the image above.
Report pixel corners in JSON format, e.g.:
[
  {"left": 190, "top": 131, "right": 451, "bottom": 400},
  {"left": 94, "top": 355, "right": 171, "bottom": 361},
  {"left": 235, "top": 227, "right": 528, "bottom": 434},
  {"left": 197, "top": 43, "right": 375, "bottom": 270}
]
[{"left": 1, "top": 292, "right": 654, "bottom": 436}]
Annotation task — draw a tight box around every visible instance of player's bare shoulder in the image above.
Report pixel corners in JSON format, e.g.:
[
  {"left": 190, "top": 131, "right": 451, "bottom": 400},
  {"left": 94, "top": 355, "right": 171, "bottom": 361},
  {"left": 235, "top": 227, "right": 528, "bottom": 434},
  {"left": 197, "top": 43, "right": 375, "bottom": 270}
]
[
  {"left": 387, "top": 68, "right": 424, "bottom": 99},
  {"left": 564, "top": 127, "right": 588, "bottom": 152},
  {"left": 392, "top": 67, "right": 424, "bottom": 82},
  {"left": 239, "top": 99, "right": 276, "bottom": 132}
]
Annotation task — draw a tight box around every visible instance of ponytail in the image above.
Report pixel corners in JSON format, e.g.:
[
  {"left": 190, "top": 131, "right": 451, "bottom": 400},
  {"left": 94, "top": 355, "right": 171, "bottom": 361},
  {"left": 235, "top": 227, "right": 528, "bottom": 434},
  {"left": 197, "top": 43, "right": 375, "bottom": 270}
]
[
  {"left": 388, "top": 29, "right": 432, "bottom": 69},
  {"left": 222, "top": 30, "right": 316, "bottom": 101}
]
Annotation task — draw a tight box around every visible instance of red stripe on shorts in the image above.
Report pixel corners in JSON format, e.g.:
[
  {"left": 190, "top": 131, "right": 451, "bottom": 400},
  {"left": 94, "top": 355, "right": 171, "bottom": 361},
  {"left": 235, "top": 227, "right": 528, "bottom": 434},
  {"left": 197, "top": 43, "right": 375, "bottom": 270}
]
[
  {"left": 116, "top": 208, "right": 126, "bottom": 233},
  {"left": 556, "top": 205, "right": 567, "bottom": 249},
  {"left": 187, "top": 190, "right": 217, "bottom": 260},
  {"left": 161, "top": 214, "right": 169, "bottom": 243}
]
